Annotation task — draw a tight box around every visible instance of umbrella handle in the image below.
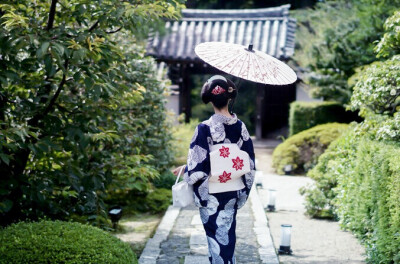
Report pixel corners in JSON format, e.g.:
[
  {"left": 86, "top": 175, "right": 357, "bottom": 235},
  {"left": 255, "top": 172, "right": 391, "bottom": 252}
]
[{"left": 229, "top": 78, "right": 242, "bottom": 115}]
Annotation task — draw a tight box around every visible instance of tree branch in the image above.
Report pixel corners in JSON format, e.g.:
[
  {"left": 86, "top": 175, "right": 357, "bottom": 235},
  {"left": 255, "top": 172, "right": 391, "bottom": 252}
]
[
  {"left": 47, "top": 0, "right": 58, "bottom": 31},
  {"left": 89, "top": 20, "right": 99, "bottom": 32},
  {"left": 42, "top": 73, "right": 66, "bottom": 117},
  {"left": 29, "top": 60, "right": 69, "bottom": 126},
  {"left": 106, "top": 27, "right": 123, "bottom": 34}
]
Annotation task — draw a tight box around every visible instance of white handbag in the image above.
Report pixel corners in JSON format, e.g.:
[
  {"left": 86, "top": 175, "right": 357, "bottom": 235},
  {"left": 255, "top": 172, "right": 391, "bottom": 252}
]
[
  {"left": 172, "top": 166, "right": 194, "bottom": 207},
  {"left": 209, "top": 143, "right": 250, "bottom": 193}
]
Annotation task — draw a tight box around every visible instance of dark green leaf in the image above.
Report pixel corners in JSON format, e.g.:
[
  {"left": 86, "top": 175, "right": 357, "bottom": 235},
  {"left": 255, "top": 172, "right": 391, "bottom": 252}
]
[
  {"left": 0, "top": 153, "right": 10, "bottom": 165},
  {"left": 0, "top": 199, "right": 13, "bottom": 213},
  {"left": 84, "top": 77, "right": 94, "bottom": 89},
  {"left": 36, "top": 41, "right": 49, "bottom": 58}
]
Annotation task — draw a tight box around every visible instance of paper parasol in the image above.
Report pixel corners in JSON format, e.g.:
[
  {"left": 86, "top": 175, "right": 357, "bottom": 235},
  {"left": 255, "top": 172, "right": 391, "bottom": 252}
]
[{"left": 195, "top": 42, "right": 297, "bottom": 85}]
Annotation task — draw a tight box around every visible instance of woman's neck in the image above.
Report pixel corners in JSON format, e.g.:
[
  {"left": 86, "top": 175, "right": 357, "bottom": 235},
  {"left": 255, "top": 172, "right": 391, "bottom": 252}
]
[{"left": 214, "top": 107, "right": 232, "bottom": 118}]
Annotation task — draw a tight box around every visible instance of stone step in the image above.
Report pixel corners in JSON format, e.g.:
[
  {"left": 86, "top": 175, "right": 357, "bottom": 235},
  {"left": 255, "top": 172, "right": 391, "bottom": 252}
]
[{"left": 184, "top": 255, "right": 209, "bottom": 264}]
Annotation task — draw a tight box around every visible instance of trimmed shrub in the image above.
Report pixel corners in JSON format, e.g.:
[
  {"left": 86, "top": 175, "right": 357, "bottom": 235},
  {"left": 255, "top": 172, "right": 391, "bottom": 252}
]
[
  {"left": 335, "top": 138, "right": 400, "bottom": 263},
  {"left": 272, "top": 123, "right": 349, "bottom": 175},
  {"left": 303, "top": 131, "right": 400, "bottom": 263},
  {"left": 289, "top": 101, "right": 360, "bottom": 136},
  {"left": 300, "top": 128, "right": 359, "bottom": 219},
  {"left": 0, "top": 220, "right": 137, "bottom": 264}
]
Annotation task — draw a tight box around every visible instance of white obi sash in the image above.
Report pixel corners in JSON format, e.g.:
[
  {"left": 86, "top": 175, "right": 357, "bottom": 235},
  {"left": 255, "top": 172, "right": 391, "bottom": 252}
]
[{"left": 208, "top": 143, "right": 250, "bottom": 193}]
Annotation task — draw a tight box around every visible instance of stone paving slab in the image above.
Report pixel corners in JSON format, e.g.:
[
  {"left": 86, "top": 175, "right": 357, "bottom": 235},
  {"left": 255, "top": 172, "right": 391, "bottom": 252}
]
[
  {"left": 189, "top": 218, "right": 208, "bottom": 256},
  {"left": 191, "top": 214, "right": 202, "bottom": 225},
  {"left": 184, "top": 255, "right": 209, "bottom": 264}
]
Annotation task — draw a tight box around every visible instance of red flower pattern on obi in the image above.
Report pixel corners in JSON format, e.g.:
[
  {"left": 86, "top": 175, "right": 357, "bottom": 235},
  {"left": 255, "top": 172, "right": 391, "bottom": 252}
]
[
  {"left": 211, "top": 85, "right": 226, "bottom": 95},
  {"left": 219, "top": 146, "right": 230, "bottom": 158},
  {"left": 232, "top": 156, "right": 244, "bottom": 171},
  {"left": 218, "top": 171, "right": 232, "bottom": 183}
]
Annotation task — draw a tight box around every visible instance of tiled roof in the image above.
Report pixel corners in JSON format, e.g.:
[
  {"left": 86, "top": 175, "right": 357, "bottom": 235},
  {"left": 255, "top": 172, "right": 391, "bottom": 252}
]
[{"left": 147, "top": 4, "right": 296, "bottom": 62}]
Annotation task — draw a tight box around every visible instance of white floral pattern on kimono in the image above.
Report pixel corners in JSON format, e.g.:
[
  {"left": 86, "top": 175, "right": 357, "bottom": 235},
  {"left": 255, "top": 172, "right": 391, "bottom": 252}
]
[
  {"left": 237, "top": 189, "right": 247, "bottom": 209},
  {"left": 199, "top": 194, "right": 221, "bottom": 224},
  {"left": 207, "top": 194, "right": 219, "bottom": 216},
  {"left": 207, "top": 137, "right": 214, "bottom": 149},
  {"left": 198, "top": 178, "right": 210, "bottom": 201},
  {"left": 187, "top": 145, "right": 207, "bottom": 170},
  {"left": 194, "top": 193, "right": 202, "bottom": 207},
  {"left": 207, "top": 237, "right": 224, "bottom": 264},
  {"left": 244, "top": 170, "right": 255, "bottom": 189},
  {"left": 215, "top": 198, "right": 237, "bottom": 245},
  {"left": 210, "top": 121, "right": 226, "bottom": 143},
  {"left": 191, "top": 126, "right": 199, "bottom": 144},
  {"left": 236, "top": 137, "right": 243, "bottom": 148},
  {"left": 241, "top": 122, "right": 250, "bottom": 141},
  {"left": 186, "top": 171, "right": 208, "bottom": 185}
]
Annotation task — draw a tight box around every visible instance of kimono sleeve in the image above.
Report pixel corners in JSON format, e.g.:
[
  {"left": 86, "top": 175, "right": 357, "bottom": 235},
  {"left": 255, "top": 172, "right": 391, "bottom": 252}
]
[
  {"left": 240, "top": 122, "right": 256, "bottom": 196},
  {"left": 183, "top": 124, "right": 210, "bottom": 185}
]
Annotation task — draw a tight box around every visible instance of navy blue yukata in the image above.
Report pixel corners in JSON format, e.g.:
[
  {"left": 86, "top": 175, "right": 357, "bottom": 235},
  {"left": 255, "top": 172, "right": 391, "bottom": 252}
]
[{"left": 184, "top": 113, "right": 256, "bottom": 264}]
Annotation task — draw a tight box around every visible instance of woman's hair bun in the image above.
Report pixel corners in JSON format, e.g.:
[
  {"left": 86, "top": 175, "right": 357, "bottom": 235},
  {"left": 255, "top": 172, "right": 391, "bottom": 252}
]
[{"left": 201, "top": 75, "right": 237, "bottom": 108}]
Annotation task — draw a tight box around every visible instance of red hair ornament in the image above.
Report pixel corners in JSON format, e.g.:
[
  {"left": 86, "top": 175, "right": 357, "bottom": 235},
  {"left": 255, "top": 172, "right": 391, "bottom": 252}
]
[{"left": 211, "top": 85, "right": 226, "bottom": 95}]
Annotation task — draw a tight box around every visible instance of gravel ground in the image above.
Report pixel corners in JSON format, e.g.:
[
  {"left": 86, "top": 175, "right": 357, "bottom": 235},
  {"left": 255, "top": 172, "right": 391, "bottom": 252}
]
[{"left": 255, "top": 148, "right": 366, "bottom": 264}]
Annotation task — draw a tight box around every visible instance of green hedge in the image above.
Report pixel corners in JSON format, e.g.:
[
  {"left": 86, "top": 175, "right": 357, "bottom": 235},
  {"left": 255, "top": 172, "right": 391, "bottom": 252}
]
[
  {"left": 303, "top": 130, "right": 400, "bottom": 263},
  {"left": 272, "top": 123, "right": 349, "bottom": 175},
  {"left": 300, "top": 129, "right": 359, "bottom": 218},
  {"left": 0, "top": 220, "right": 137, "bottom": 264},
  {"left": 289, "top": 101, "right": 360, "bottom": 136}
]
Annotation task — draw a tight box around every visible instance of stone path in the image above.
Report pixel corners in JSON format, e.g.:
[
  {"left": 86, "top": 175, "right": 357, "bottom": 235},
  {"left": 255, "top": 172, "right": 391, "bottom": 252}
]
[
  {"left": 255, "top": 148, "right": 366, "bottom": 264},
  {"left": 139, "top": 146, "right": 366, "bottom": 264},
  {"left": 139, "top": 185, "right": 279, "bottom": 264}
]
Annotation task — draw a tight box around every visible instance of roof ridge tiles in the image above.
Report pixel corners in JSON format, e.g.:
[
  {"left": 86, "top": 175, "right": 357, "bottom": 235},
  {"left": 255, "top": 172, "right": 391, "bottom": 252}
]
[
  {"left": 182, "top": 4, "right": 290, "bottom": 19},
  {"left": 146, "top": 5, "right": 296, "bottom": 62}
]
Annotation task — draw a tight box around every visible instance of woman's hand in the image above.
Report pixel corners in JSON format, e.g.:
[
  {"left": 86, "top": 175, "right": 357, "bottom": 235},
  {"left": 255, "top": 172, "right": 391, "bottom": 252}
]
[{"left": 172, "top": 165, "right": 186, "bottom": 176}]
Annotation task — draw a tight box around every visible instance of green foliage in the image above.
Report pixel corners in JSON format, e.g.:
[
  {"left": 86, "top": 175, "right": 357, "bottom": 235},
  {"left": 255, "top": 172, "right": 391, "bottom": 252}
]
[
  {"left": 152, "top": 170, "right": 176, "bottom": 189},
  {"left": 303, "top": 129, "right": 400, "bottom": 263},
  {"left": 293, "top": 0, "right": 400, "bottom": 104},
  {"left": 0, "top": 220, "right": 137, "bottom": 264},
  {"left": 171, "top": 118, "right": 199, "bottom": 166},
  {"left": 106, "top": 188, "right": 172, "bottom": 215},
  {"left": 349, "top": 56, "right": 400, "bottom": 117},
  {"left": 0, "top": 0, "right": 184, "bottom": 226},
  {"left": 301, "top": 128, "right": 359, "bottom": 219},
  {"left": 289, "top": 101, "right": 360, "bottom": 136},
  {"left": 144, "top": 188, "right": 172, "bottom": 214},
  {"left": 375, "top": 10, "right": 400, "bottom": 58},
  {"left": 334, "top": 138, "right": 400, "bottom": 263},
  {"left": 272, "top": 123, "right": 349, "bottom": 175},
  {"left": 301, "top": 11, "right": 400, "bottom": 263}
]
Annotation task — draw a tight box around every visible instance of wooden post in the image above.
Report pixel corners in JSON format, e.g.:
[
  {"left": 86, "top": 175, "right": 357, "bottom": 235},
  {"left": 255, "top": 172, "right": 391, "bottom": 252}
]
[
  {"left": 182, "top": 65, "right": 191, "bottom": 122},
  {"left": 177, "top": 63, "right": 191, "bottom": 123},
  {"left": 256, "top": 84, "right": 265, "bottom": 140}
]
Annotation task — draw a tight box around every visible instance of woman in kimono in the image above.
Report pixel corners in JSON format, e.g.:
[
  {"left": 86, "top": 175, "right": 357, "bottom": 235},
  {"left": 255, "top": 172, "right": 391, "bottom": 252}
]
[{"left": 173, "top": 75, "right": 256, "bottom": 264}]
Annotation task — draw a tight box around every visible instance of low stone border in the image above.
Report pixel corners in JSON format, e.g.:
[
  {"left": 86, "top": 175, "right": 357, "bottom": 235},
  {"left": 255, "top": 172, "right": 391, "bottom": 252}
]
[
  {"left": 139, "top": 205, "right": 181, "bottom": 264},
  {"left": 249, "top": 187, "right": 280, "bottom": 264}
]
